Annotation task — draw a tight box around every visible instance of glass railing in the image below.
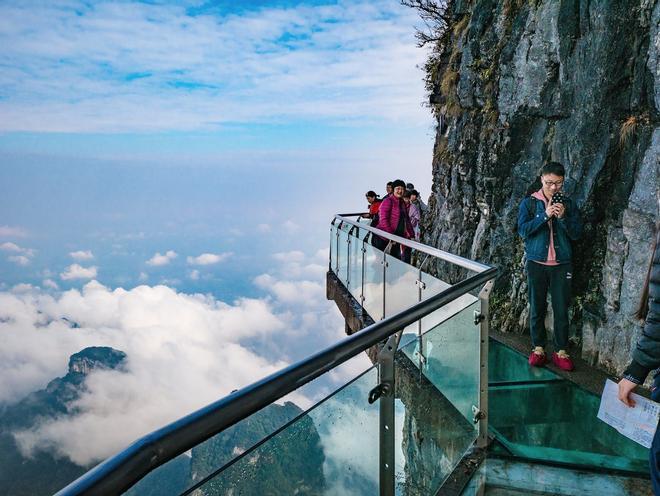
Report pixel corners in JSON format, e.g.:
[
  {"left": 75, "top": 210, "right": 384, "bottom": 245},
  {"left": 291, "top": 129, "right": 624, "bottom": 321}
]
[
  {"left": 326, "top": 214, "right": 493, "bottom": 494},
  {"left": 188, "top": 366, "right": 380, "bottom": 495},
  {"left": 329, "top": 215, "right": 650, "bottom": 486},
  {"left": 167, "top": 213, "right": 493, "bottom": 495},
  {"left": 330, "top": 217, "right": 481, "bottom": 335},
  {"left": 58, "top": 211, "right": 649, "bottom": 496},
  {"left": 178, "top": 307, "right": 486, "bottom": 496},
  {"left": 56, "top": 214, "right": 497, "bottom": 496},
  {"left": 396, "top": 303, "right": 481, "bottom": 493},
  {"left": 122, "top": 354, "right": 377, "bottom": 496},
  {"left": 401, "top": 301, "right": 481, "bottom": 425}
]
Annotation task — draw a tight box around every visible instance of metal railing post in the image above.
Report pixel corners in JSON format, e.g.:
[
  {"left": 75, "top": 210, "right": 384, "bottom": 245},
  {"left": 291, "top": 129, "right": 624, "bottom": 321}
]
[
  {"left": 415, "top": 255, "right": 430, "bottom": 368},
  {"left": 335, "top": 221, "right": 342, "bottom": 273},
  {"left": 476, "top": 279, "right": 493, "bottom": 448},
  {"left": 378, "top": 331, "right": 400, "bottom": 496},
  {"left": 329, "top": 222, "right": 334, "bottom": 271},
  {"left": 360, "top": 236, "right": 367, "bottom": 312},
  {"left": 382, "top": 242, "right": 393, "bottom": 320},
  {"left": 346, "top": 226, "right": 352, "bottom": 287}
]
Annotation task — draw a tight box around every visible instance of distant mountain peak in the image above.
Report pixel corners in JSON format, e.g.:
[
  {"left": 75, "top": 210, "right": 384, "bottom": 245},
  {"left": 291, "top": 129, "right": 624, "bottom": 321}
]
[{"left": 67, "top": 347, "right": 126, "bottom": 376}]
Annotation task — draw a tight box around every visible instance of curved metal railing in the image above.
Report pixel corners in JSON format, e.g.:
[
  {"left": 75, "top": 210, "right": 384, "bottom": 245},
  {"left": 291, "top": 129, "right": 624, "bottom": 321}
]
[
  {"left": 55, "top": 217, "right": 497, "bottom": 496},
  {"left": 333, "top": 213, "right": 491, "bottom": 273}
]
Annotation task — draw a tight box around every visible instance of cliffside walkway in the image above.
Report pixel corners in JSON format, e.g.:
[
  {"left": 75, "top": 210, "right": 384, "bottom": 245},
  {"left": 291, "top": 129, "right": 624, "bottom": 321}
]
[
  {"left": 54, "top": 214, "right": 651, "bottom": 496},
  {"left": 326, "top": 214, "right": 652, "bottom": 495}
]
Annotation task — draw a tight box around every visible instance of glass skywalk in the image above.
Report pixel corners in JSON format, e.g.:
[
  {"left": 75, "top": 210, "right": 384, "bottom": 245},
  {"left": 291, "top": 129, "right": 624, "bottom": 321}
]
[
  {"left": 329, "top": 215, "right": 650, "bottom": 493},
  {"left": 56, "top": 214, "right": 649, "bottom": 495}
]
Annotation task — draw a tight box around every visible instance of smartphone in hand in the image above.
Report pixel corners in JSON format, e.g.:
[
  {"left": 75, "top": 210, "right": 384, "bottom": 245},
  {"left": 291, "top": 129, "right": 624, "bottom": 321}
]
[{"left": 551, "top": 192, "right": 565, "bottom": 205}]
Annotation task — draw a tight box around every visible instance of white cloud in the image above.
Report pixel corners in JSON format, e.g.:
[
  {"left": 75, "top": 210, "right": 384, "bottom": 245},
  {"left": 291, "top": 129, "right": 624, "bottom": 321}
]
[
  {"left": 138, "top": 272, "right": 149, "bottom": 282},
  {"left": 159, "top": 278, "right": 181, "bottom": 287},
  {"left": 268, "top": 250, "right": 327, "bottom": 280},
  {"left": 272, "top": 250, "right": 306, "bottom": 263},
  {"left": 8, "top": 255, "right": 30, "bottom": 266},
  {"left": 2, "top": 245, "right": 370, "bottom": 467},
  {"left": 0, "top": 1, "right": 428, "bottom": 133},
  {"left": 283, "top": 220, "right": 301, "bottom": 233},
  {"left": 189, "top": 270, "right": 200, "bottom": 281},
  {"left": 2, "top": 242, "right": 36, "bottom": 260},
  {"left": 314, "top": 248, "right": 330, "bottom": 262},
  {"left": 257, "top": 224, "right": 272, "bottom": 233},
  {"left": 0, "top": 226, "right": 27, "bottom": 237},
  {"left": 254, "top": 274, "right": 325, "bottom": 306},
  {"left": 11, "top": 283, "right": 34, "bottom": 293},
  {"left": 0, "top": 282, "right": 298, "bottom": 465},
  {"left": 1, "top": 242, "right": 22, "bottom": 252},
  {"left": 69, "top": 250, "right": 94, "bottom": 261},
  {"left": 186, "top": 252, "right": 232, "bottom": 266},
  {"left": 42, "top": 279, "right": 59, "bottom": 290},
  {"left": 60, "top": 264, "right": 98, "bottom": 280},
  {"left": 146, "top": 250, "right": 177, "bottom": 267}
]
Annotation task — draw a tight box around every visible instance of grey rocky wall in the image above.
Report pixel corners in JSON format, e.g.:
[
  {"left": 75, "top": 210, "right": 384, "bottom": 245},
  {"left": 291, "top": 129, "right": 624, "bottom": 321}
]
[{"left": 421, "top": 0, "right": 659, "bottom": 375}]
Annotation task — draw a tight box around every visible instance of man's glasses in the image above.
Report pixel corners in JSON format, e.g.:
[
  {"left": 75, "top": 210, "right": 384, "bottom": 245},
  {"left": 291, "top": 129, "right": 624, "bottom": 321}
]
[{"left": 543, "top": 180, "right": 564, "bottom": 187}]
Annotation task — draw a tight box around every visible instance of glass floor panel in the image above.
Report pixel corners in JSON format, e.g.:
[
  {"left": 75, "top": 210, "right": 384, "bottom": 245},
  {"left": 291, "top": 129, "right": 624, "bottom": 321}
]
[
  {"left": 488, "top": 340, "right": 558, "bottom": 384},
  {"left": 488, "top": 340, "right": 649, "bottom": 474},
  {"left": 461, "top": 457, "right": 653, "bottom": 496}
]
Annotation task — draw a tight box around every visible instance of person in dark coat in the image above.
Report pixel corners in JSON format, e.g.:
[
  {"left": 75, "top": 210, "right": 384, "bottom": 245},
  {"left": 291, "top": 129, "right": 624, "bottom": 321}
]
[
  {"left": 518, "top": 161, "right": 582, "bottom": 371},
  {"left": 619, "top": 224, "right": 660, "bottom": 494}
]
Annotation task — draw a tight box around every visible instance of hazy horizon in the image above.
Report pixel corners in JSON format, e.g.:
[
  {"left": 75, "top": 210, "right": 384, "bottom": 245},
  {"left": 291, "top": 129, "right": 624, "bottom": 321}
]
[{"left": 0, "top": 0, "right": 435, "bottom": 467}]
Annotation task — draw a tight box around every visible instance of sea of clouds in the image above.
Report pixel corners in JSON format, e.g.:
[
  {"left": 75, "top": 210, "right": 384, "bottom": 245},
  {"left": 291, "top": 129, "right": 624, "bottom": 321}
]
[{"left": 1, "top": 248, "right": 370, "bottom": 466}]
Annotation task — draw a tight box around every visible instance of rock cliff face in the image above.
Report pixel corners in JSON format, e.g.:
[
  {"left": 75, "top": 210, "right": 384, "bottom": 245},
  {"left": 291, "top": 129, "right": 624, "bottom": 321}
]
[
  {"left": 67, "top": 347, "right": 126, "bottom": 376},
  {"left": 420, "top": 0, "right": 659, "bottom": 375}
]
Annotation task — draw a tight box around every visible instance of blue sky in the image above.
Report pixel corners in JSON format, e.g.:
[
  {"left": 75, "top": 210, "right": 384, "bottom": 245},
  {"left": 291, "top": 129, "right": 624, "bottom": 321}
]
[
  {"left": 0, "top": 0, "right": 434, "bottom": 295},
  {"left": 0, "top": 0, "right": 435, "bottom": 464}
]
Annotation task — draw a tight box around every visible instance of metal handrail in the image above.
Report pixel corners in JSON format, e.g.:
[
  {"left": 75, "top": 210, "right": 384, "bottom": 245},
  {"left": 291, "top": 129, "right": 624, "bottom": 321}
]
[
  {"left": 55, "top": 264, "right": 497, "bottom": 496},
  {"left": 335, "top": 213, "right": 491, "bottom": 273}
]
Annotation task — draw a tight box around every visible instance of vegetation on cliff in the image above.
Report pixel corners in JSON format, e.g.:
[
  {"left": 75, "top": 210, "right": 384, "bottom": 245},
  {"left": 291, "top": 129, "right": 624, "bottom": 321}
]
[{"left": 406, "top": 0, "right": 659, "bottom": 375}]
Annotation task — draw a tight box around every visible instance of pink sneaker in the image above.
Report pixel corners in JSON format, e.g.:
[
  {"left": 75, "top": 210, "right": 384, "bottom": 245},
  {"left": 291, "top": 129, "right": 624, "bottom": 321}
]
[
  {"left": 552, "top": 351, "right": 575, "bottom": 371},
  {"left": 528, "top": 347, "right": 547, "bottom": 367}
]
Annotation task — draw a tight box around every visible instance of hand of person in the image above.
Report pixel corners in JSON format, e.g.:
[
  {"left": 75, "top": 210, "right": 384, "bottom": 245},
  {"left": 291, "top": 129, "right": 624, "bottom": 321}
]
[
  {"left": 554, "top": 203, "right": 566, "bottom": 218},
  {"left": 545, "top": 204, "right": 557, "bottom": 218},
  {"left": 618, "top": 378, "right": 637, "bottom": 407}
]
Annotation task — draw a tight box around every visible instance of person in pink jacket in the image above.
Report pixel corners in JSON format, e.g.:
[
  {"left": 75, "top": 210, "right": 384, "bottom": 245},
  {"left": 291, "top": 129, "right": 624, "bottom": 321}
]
[{"left": 372, "top": 179, "right": 414, "bottom": 260}]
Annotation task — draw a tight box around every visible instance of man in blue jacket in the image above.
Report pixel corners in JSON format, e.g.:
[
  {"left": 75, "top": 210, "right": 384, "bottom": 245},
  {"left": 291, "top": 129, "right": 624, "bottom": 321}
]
[{"left": 518, "top": 162, "right": 582, "bottom": 371}]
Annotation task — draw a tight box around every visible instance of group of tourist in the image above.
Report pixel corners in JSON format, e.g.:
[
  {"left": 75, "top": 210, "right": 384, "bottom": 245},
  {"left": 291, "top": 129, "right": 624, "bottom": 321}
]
[
  {"left": 363, "top": 179, "right": 427, "bottom": 263},
  {"left": 361, "top": 163, "right": 660, "bottom": 489},
  {"left": 361, "top": 161, "right": 660, "bottom": 489}
]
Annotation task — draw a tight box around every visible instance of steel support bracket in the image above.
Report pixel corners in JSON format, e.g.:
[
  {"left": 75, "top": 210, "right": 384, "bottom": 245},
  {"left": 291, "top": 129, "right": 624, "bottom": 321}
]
[
  {"left": 472, "top": 405, "right": 485, "bottom": 424},
  {"left": 376, "top": 331, "right": 401, "bottom": 496}
]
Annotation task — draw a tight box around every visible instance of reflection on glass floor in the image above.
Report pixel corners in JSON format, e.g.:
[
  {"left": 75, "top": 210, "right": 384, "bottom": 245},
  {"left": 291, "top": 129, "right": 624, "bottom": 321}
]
[
  {"left": 460, "top": 458, "right": 652, "bottom": 496},
  {"left": 457, "top": 340, "right": 653, "bottom": 496},
  {"left": 487, "top": 339, "right": 648, "bottom": 474}
]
